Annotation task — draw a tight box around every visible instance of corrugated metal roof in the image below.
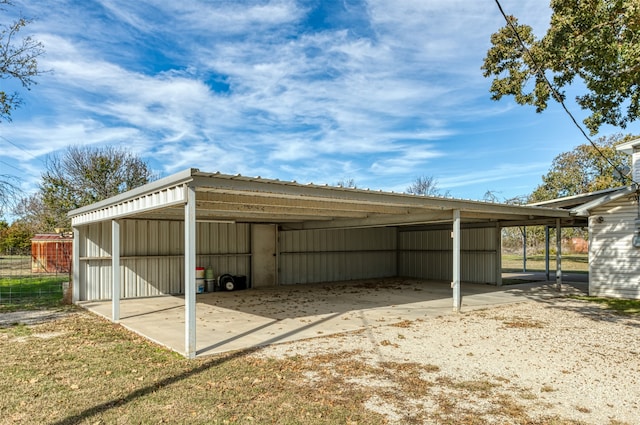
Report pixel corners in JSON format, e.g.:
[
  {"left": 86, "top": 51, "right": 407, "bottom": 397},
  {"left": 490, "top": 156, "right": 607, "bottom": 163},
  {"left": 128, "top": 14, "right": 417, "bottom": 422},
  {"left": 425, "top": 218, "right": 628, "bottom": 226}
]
[
  {"left": 32, "top": 233, "right": 74, "bottom": 241},
  {"left": 528, "top": 187, "right": 628, "bottom": 209},
  {"left": 68, "top": 168, "right": 581, "bottom": 228}
]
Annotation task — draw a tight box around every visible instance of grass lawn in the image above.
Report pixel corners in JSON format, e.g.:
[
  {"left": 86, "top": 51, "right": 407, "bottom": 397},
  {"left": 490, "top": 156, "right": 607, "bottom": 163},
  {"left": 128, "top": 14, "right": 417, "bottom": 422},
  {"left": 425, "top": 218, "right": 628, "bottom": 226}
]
[
  {"left": 1, "top": 311, "right": 384, "bottom": 424},
  {"left": 502, "top": 253, "right": 588, "bottom": 273},
  {"left": 0, "top": 276, "right": 67, "bottom": 312},
  {"left": 570, "top": 296, "right": 640, "bottom": 315}
]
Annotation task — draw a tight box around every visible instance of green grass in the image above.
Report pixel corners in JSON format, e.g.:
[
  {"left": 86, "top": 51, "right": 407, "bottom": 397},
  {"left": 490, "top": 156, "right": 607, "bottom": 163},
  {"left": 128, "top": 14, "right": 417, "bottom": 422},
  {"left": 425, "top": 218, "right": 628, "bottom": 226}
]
[
  {"left": 0, "top": 276, "right": 67, "bottom": 311},
  {"left": 570, "top": 296, "right": 640, "bottom": 315},
  {"left": 502, "top": 253, "right": 589, "bottom": 273}
]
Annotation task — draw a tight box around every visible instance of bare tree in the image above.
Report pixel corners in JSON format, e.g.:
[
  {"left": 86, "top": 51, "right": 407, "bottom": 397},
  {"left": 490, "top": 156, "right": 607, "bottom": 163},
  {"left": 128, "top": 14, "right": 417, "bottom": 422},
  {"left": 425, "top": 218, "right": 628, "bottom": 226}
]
[
  {"left": 336, "top": 178, "right": 357, "bottom": 188},
  {"left": 0, "top": 173, "right": 18, "bottom": 216},
  {"left": 40, "top": 145, "right": 157, "bottom": 229},
  {"left": 482, "top": 190, "right": 501, "bottom": 203},
  {"left": 406, "top": 175, "right": 449, "bottom": 197}
]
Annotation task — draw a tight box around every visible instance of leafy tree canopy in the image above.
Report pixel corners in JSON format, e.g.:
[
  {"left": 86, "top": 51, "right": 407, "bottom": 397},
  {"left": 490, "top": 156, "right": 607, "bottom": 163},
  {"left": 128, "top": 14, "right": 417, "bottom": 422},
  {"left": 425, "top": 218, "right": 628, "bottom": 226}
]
[
  {"left": 483, "top": 0, "right": 640, "bottom": 134},
  {"left": 40, "top": 145, "right": 157, "bottom": 229},
  {"left": 529, "top": 133, "right": 633, "bottom": 202},
  {"left": 0, "top": 219, "right": 31, "bottom": 254},
  {"left": 0, "top": 0, "right": 44, "bottom": 122}
]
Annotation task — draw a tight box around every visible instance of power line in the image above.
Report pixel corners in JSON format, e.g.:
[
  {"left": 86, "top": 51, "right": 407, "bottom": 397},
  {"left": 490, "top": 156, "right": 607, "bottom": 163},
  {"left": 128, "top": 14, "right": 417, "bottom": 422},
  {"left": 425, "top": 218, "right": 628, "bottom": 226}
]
[
  {"left": 492, "top": 0, "right": 637, "bottom": 186},
  {"left": 0, "top": 135, "right": 44, "bottom": 163},
  {"left": 0, "top": 159, "right": 23, "bottom": 173}
]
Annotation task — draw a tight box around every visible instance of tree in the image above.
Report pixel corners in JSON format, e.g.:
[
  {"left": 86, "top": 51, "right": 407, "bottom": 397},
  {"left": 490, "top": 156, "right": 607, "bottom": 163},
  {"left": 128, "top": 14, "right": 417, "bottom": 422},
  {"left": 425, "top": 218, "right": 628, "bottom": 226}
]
[
  {"left": 12, "top": 193, "right": 55, "bottom": 233},
  {"left": 0, "top": 1, "right": 44, "bottom": 214},
  {"left": 0, "top": 0, "right": 44, "bottom": 122},
  {"left": 529, "top": 133, "right": 632, "bottom": 202},
  {"left": 0, "top": 173, "right": 18, "bottom": 216},
  {"left": 0, "top": 219, "right": 31, "bottom": 254},
  {"left": 41, "top": 146, "right": 157, "bottom": 229},
  {"left": 336, "top": 178, "right": 357, "bottom": 188},
  {"left": 406, "top": 176, "right": 449, "bottom": 197},
  {"left": 482, "top": 0, "right": 640, "bottom": 134}
]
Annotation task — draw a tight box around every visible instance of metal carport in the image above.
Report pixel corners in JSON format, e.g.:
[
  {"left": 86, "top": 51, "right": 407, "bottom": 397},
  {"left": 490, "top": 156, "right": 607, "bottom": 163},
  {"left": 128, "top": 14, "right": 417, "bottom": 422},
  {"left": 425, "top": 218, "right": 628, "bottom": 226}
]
[{"left": 69, "top": 168, "right": 581, "bottom": 358}]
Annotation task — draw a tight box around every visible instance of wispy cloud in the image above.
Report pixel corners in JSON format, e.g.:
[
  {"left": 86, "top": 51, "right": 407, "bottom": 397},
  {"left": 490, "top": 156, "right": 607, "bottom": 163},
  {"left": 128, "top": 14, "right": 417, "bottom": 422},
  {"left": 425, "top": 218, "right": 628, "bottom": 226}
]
[{"left": 2, "top": 0, "right": 576, "bottom": 205}]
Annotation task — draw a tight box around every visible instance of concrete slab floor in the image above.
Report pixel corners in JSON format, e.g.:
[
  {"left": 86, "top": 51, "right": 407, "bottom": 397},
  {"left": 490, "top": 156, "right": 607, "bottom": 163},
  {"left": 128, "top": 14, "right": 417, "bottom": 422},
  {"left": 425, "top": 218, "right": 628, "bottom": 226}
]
[{"left": 80, "top": 278, "right": 587, "bottom": 358}]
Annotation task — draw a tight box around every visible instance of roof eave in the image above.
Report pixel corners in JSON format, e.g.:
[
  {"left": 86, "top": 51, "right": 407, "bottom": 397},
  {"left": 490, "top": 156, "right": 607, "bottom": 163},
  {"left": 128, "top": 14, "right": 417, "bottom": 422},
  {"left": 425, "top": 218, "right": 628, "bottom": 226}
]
[
  {"left": 67, "top": 168, "right": 198, "bottom": 218},
  {"left": 571, "top": 185, "right": 637, "bottom": 217}
]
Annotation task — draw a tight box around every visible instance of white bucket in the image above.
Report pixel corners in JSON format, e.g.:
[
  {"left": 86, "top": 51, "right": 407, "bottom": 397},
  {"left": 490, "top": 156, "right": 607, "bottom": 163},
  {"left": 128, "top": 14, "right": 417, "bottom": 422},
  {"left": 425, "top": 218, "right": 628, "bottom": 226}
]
[
  {"left": 196, "top": 278, "right": 205, "bottom": 293},
  {"left": 196, "top": 267, "right": 205, "bottom": 279}
]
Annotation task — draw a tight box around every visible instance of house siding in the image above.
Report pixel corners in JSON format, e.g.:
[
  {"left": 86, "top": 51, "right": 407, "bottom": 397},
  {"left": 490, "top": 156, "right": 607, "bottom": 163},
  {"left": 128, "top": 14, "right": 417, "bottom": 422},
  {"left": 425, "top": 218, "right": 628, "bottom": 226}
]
[{"left": 590, "top": 196, "right": 640, "bottom": 299}]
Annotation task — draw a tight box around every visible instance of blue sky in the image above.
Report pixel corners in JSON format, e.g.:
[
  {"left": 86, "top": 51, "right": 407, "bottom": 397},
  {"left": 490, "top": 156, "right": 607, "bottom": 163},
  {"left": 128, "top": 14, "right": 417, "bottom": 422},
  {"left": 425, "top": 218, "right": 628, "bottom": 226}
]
[{"left": 2, "top": 0, "right": 638, "bottom": 208}]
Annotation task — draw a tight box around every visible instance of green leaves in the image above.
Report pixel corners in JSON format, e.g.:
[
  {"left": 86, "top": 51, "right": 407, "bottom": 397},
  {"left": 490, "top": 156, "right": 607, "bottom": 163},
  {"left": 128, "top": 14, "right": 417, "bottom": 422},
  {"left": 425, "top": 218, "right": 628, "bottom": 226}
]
[
  {"left": 483, "top": 0, "right": 640, "bottom": 134},
  {"left": 529, "top": 133, "right": 633, "bottom": 202}
]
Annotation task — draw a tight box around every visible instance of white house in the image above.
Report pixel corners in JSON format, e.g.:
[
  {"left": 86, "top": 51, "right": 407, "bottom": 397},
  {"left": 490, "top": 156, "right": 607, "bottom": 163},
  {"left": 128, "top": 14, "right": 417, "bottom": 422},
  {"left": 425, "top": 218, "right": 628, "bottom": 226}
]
[{"left": 574, "top": 138, "right": 640, "bottom": 299}]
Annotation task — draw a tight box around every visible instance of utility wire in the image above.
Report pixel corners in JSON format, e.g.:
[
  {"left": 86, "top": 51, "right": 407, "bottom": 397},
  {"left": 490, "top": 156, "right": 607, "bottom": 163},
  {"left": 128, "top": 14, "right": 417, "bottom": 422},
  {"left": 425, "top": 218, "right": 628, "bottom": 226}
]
[
  {"left": 0, "top": 159, "right": 23, "bottom": 173},
  {"left": 493, "top": 0, "right": 637, "bottom": 187},
  {"left": 0, "top": 135, "right": 43, "bottom": 163}
]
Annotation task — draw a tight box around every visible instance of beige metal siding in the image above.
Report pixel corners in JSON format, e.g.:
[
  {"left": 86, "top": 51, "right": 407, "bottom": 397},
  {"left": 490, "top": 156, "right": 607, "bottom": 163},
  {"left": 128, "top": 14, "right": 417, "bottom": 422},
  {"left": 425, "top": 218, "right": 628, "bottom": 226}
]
[
  {"left": 399, "top": 227, "right": 498, "bottom": 284},
  {"left": 279, "top": 228, "right": 397, "bottom": 284},
  {"left": 590, "top": 197, "right": 640, "bottom": 298},
  {"left": 79, "top": 220, "right": 250, "bottom": 301}
]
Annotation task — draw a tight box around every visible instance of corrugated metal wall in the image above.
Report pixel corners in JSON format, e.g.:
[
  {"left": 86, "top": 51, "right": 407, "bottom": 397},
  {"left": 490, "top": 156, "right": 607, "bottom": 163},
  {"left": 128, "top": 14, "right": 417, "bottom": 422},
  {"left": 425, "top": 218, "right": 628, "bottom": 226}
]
[
  {"left": 78, "top": 220, "right": 250, "bottom": 301},
  {"left": 590, "top": 197, "right": 640, "bottom": 299},
  {"left": 278, "top": 227, "right": 397, "bottom": 284},
  {"left": 399, "top": 227, "right": 498, "bottom": 284},
  {"left": 79, "top": 218, "right": 502, "bottom": 300}
]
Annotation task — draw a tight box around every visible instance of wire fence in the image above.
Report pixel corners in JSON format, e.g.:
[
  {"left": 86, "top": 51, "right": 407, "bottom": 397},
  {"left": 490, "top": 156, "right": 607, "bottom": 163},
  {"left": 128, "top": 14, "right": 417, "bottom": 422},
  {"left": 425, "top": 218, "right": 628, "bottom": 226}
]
[{"left": 0, "top": 246, "right": 71, "bottom": 307}]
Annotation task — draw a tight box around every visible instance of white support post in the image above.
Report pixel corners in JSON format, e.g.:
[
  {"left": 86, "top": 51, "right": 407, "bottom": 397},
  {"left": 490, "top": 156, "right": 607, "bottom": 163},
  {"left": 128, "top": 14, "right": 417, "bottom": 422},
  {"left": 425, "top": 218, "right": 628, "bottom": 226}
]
[
  {"left": 545, "top": 226, "right": 550, "bottom": 281},
  {"left": 112, "top": 220, "right": 120, "bottom": 322},
  {"left": 555, "top": 219, "right": 562, "bottom": 291},
  {"left": 522, "top": 226, "right": 527, "bottom": 272},
  {"left": 495, "top": 222, "right": 502, "bottom": 286},
  {"left": 185, "top": 185, "right": 197, "bottom": 359},
  {"left": 72, "top": 227, "right": 80, "bottom": 303},
  {"left": 452, "top": 209, "right": 461, "bottom": 312}
]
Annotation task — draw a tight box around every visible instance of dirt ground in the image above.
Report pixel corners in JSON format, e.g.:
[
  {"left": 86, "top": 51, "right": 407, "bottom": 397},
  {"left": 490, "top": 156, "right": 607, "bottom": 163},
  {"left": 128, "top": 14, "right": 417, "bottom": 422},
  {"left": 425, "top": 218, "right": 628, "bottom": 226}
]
[
  {"left": 2, "top": 287, "right": 638, "bottom": 424},
  {"left": 254, "top": 297, "right": 640, "bottom": 425}
]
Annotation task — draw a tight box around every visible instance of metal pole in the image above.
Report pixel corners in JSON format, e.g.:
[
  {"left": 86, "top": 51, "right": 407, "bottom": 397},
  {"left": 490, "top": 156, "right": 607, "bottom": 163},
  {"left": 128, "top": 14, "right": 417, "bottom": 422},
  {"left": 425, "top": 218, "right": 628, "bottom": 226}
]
[
  {"left": 185, "top": 185, "right": 197, "bottom": 359},
  {"left": 452, "top": 209, "right": 461, "bottom": 312},
  {"left": 112, "top": 220, "right": 120, "bottom": 322},
  {"left": 522, "top": 226, "right": 527, "bottom": 272},
  {"left": 545, "top": 226, "right": 550, "bottom": 281},
  {"left": 555, "top": 219, "right": 562, "bottom": 291},
  {"left": 495, "top": 222, "right": 502, "bottom": 286},
  {"left": 72, "top": 227, "right": 80, "bottom": 303}
]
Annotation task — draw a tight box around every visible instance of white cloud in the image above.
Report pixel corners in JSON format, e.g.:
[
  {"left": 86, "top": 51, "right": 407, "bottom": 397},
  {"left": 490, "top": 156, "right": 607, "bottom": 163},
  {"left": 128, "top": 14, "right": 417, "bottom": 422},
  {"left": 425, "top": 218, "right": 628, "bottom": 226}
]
[
  {"left": 438, "top": 162, "right": 548, "bottom": 189},
  {"left": 3, "top": 0, "right": 563, "bottom": 203}
]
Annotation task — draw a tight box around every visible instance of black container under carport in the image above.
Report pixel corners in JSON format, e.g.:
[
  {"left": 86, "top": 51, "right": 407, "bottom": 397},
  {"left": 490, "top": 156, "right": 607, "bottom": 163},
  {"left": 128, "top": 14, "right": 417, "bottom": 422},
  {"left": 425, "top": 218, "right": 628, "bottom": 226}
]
[{"left": 215, "top": 274, "right": 248, "bottom": 292}]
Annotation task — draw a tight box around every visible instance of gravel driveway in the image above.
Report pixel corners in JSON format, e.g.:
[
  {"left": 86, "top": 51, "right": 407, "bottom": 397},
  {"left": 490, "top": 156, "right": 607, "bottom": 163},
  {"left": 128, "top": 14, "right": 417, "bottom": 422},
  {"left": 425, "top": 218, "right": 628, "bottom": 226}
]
[{"left": 255, "top": 297, "right": 640, "bottom": 424}]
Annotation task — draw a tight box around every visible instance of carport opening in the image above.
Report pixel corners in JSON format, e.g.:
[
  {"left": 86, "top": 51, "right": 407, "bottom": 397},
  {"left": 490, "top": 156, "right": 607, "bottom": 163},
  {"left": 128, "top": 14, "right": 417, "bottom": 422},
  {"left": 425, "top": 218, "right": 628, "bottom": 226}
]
[{"left": 499, "top": 223, "right": 589, "bottom": 286}]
